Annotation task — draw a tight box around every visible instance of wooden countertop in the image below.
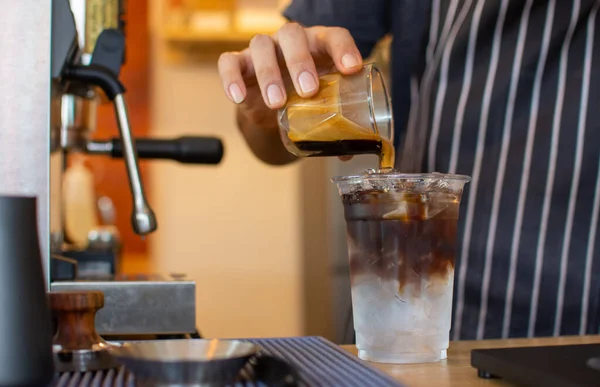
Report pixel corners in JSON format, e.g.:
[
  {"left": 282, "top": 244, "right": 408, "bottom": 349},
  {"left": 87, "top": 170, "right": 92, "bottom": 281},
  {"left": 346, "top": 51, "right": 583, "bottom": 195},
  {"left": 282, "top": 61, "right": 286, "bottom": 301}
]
[{"left": 342, "top": 335, "right": 600, "bottom": 386}]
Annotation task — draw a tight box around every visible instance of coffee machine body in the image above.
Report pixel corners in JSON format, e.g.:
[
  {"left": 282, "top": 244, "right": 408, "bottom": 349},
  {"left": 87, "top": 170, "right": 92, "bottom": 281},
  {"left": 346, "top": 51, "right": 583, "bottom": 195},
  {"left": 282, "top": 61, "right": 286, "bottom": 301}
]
[
  {"left": 0, "top": 1, "right": 55, "bottom": 286},
  {"left": 0, "top": 0, "right": 223, "bottom": 339}
]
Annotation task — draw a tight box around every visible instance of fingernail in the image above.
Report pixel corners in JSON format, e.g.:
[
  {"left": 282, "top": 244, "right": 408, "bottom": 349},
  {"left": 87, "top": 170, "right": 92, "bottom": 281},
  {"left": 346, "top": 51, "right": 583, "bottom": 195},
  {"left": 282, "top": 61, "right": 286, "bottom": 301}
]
[
  {"left": 341, "top": 53, "right": 360, "bottom": 69},
  {"left": 229, "top": 84, "right": 244, "bottom": 104},
  {"left": 298, "top": 71, "right": 317, "bottom": 94},
  {"left": 267, "top": 84, "right": 284, "bottom": 106}
]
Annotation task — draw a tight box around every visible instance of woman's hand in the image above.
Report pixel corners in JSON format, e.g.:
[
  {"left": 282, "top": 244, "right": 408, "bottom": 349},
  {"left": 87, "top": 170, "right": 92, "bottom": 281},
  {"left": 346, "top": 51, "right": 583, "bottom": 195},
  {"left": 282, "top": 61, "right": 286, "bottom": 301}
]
[
  {"left": 219, "top": 23, "right": 363, "bottom": 123},
  {"left": 218, "top": 23, "right": 363, "bottom": 165}
]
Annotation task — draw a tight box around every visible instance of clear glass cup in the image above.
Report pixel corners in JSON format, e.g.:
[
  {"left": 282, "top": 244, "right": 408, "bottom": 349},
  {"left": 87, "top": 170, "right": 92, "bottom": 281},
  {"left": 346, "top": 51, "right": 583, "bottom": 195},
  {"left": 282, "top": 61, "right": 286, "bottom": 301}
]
[
  {"left": 278, "top": 64, "right": 394, "bottom": 168},
  {"left": 332, "top": 171, "right": 471, "bottom": 364}
]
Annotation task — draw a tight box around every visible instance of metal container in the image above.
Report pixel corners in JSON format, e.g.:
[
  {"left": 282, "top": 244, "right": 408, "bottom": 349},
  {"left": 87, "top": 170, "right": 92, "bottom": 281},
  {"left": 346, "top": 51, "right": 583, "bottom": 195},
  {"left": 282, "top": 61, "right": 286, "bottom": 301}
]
[{"left": 108, "top": 339, "right": 258, "bottom": 386}]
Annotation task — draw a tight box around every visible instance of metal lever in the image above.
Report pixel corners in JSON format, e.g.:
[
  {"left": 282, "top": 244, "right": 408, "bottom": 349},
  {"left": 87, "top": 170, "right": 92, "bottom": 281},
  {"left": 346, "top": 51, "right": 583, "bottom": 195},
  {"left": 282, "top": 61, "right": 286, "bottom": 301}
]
[
  {"left": 63, "top": 64, "right": 157, "bottom": 236},
  {"left": 113, "top": 94, "right": 157, "bottom": 235}
]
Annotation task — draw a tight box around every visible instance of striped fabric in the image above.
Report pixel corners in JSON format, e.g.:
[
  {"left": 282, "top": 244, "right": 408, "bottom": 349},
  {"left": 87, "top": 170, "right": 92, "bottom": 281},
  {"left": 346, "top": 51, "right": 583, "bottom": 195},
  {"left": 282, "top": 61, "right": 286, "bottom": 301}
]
[
  {"left": 285, "top": 0, "right": 600, "bottom": 340},
  {"left": 53, "top": 337, "right": 401, "bottom": 387}
]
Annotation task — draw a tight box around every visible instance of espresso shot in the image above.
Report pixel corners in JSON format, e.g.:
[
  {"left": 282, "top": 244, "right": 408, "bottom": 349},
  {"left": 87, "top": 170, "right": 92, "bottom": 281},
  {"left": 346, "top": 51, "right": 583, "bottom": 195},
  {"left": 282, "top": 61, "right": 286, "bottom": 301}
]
[
  {"left": 278, "top": 64, "right": 394, "bottom": 169},
  {"left": 342, "top": 190, "right": 459, "bottom": 292}
]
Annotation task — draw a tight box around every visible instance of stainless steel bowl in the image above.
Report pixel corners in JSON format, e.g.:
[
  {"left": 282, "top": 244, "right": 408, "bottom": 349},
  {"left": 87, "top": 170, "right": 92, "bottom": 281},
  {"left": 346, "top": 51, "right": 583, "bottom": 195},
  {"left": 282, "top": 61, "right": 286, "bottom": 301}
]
[{"left": 107, "top": 339, "right": 258, "bottom": 386}]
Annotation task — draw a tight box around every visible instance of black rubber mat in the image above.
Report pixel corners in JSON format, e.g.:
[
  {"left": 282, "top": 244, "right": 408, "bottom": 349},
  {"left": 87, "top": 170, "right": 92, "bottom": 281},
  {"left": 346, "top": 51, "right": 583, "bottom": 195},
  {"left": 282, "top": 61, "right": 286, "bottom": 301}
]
[{"left": 54, "top": 336, "right": 402, "bottom": 387}]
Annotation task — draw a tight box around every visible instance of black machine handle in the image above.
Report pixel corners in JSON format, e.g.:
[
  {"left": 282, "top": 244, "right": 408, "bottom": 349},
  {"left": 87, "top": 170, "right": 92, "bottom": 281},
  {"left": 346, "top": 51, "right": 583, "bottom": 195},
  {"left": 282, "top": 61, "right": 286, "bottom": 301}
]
[
  {"left": 107, "top": 136, "right": 224, "bottom": 165},
  {"left": 62, "top": 29, "right": 127, "bottom": 99}
]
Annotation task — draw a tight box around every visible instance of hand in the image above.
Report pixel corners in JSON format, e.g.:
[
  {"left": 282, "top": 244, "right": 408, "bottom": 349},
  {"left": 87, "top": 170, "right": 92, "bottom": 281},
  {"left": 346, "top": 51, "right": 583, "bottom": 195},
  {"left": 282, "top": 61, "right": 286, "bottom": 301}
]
[{"left": 218, "top": 23, "right": 364, "bottom": 128}]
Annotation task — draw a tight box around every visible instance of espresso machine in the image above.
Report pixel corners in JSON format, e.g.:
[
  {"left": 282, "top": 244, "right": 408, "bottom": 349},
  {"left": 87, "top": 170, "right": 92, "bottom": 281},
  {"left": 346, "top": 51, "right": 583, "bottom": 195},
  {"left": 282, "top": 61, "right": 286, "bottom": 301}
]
[{"left": 0, "top": 0, "right": 223, "bottom": 339}]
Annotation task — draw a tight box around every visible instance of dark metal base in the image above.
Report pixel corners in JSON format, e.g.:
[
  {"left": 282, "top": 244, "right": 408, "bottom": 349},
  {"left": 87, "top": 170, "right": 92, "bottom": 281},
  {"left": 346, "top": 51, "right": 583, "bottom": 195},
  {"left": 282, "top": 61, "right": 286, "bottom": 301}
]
[
  {"left": 471, "top": 344, "right": 600, "bottom": 387},
  {"left": 587, "top": 356, "right": 600, "bottom": 372},
  {"left": 476, "top": 370, "right": 498, "bottom": 379},
  {"left": 55, "top": 248, "right": 120, "bottom": 280}
]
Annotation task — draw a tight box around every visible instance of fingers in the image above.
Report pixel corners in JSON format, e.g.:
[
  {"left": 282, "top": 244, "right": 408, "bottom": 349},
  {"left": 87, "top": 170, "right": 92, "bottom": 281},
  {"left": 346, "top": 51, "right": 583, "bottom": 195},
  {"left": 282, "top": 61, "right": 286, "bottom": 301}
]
[
  {"left": 276, "top": 23, "right": 320, "bottom": 98},
  {"left": 217, "top": 51, "right": 248, "bottom": 104},
  {"left": 218, "top": 25, "right": 364, "bottom": 107},
  {"left": 249, "top": 34, "right": 287, "bottom": 109},
  {"left": 317, "top": 27, "right": 364, "bottom": 74}
]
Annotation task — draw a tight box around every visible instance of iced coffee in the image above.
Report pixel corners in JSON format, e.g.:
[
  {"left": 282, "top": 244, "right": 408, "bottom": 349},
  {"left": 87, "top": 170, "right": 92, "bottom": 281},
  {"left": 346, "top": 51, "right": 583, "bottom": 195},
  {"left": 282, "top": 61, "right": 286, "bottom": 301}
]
[
  {"left": 332, "top": 171, "right": 470, "bottom": 364},
  {"left": 278, "top": 64, "right": 394, "bottom": 169}
]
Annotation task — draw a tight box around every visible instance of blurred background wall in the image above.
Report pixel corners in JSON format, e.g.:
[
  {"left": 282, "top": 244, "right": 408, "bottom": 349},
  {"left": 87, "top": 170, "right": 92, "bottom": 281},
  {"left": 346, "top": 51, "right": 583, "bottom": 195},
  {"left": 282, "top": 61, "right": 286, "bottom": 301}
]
[
  {"left": 90, "top": 0, "right": 390, "bottom": 343},
  {"left": 147, "top": 0, "right": 306, "bottom": 340}
]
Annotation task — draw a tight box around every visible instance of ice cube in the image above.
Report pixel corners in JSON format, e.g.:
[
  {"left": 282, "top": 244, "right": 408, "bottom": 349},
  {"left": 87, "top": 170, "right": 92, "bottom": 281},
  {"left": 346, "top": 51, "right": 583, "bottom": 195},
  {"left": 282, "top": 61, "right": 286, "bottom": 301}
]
[
  {"left": 421, "top": 193, "right": 449, "bottom": 220},
  {"left": 351, "top": 275, "right": 398, "bottom": 336},
  {"left": 424, "top": 203, "right": 449, "bottom": 219},
  {"left": 383, "top": 200, "right": 408, "bottom": 219}
]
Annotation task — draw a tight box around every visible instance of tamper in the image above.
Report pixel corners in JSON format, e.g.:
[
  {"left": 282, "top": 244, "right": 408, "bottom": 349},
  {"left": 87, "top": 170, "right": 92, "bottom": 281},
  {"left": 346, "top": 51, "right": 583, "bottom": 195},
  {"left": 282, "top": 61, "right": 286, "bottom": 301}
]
[{"left": 50, "top": 290, "right": 119, "bottom": 372}]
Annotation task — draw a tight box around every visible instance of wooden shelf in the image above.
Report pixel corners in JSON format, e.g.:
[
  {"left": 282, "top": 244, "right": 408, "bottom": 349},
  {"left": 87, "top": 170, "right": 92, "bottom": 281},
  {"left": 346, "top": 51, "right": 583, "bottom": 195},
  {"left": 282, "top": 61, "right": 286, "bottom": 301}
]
[
  {"left": 159, "top": 26, "right": 279, "bottom": 61},
  {"left": 159, "top": 2, "right": 286, "bottom": 59},
  {"left": 162, "top": 26, "right": 277, "bottom": 44}
]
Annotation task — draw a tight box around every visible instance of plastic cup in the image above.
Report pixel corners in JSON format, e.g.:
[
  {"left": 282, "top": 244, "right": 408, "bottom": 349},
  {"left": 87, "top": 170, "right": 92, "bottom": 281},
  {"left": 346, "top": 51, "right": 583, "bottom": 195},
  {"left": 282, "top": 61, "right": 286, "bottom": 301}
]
[
  {"left": 332, "top": 171, "right": 471, "bottom": 364},
  {"left": 277, "top": 64, "right": 394, "bottom": 166}
]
